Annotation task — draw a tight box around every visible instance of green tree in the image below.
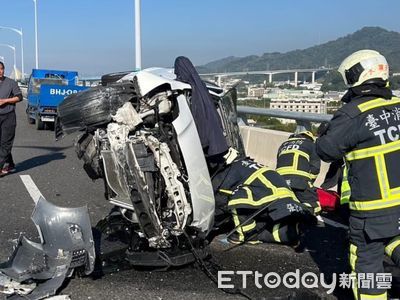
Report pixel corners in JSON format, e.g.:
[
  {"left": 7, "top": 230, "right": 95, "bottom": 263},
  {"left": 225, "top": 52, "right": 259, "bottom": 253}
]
[{"left": 320, "top": 71, "right": 347, "bottom": 92}]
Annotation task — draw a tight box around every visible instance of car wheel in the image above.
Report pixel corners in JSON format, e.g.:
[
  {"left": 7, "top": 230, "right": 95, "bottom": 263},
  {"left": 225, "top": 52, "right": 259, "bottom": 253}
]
[
  {"left": 27, "top": 115, "right": 35, "bottom": 125},
  {"left": 101, "top": 71, "right": 132, "bottom": 86},
  {"left": 36, "top": 116, "right": 44, "bottom": 130}
]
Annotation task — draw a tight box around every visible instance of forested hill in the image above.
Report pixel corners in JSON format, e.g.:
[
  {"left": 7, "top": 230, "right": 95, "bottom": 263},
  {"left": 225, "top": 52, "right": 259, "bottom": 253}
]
[{"left": 197, "top": 27, "right": 400, "bottom": 73}]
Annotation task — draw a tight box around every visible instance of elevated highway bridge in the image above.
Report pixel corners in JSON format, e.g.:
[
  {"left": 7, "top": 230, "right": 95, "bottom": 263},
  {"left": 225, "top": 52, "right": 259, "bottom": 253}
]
[{"left": 201, "top": 67, "right": 334, "bottom": 87}]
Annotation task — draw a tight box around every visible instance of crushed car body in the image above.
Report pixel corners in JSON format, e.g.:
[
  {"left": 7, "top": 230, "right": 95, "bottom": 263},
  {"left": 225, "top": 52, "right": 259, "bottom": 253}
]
[
  {"left": 56, "top": 57, "right": 243, "bottom": 266},
  {"left": 0, "top": 197, "right": 95, "bottom": 300},
  {"left": 0, "top": 56, "right": 244, "bottom": 299}
]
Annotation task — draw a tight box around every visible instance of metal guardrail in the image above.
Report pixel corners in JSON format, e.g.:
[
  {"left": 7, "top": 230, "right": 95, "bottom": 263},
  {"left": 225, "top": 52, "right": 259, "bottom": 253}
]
[{"left": 237, "top": 106, "right": 333, "bottom": 123}]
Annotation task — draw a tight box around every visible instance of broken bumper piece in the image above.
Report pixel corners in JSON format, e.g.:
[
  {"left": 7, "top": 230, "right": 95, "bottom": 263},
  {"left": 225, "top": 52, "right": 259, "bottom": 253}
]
[{"left": 0, "top": 197, "right": 95, "bottom": 300}]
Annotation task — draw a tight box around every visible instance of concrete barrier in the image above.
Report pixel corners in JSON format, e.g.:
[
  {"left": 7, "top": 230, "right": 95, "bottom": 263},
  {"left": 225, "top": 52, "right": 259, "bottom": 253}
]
[{"left": 239, "top": 126, "right": 331, "bottom": 188}]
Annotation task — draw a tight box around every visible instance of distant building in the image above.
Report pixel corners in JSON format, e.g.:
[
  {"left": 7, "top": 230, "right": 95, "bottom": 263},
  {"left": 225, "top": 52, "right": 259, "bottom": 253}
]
[
  {"left": 237, "top": 96, "right": 260, "bottom": 101},
  {"left": 323, "top": 91, "right": 345, "bottom": 113},
  {"left": 248, "top": 86, "right": 265, "bottom": 98},
  {"left": 298, "top": 82, "right": 323, "bottom": 91},
  {"left": 265, "top": 88, "right": 324, "bottom": 100},
  {"left": 270, "top": 98, "right": 327, "bottom": 114},
  {"left": 221, "top": 78, "right": 241, "bottom": 91}
]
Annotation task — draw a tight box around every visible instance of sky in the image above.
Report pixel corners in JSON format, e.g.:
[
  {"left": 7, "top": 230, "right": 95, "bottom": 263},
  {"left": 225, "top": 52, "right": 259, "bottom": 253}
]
[{"left": 1, "top": 0, "right": 400, "bottom": 77}]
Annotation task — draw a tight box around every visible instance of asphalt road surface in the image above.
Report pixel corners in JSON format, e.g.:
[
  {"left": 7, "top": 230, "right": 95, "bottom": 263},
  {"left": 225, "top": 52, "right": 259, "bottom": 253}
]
[{"left": 0, "top": 102, "right": 397, "bottom": 300}]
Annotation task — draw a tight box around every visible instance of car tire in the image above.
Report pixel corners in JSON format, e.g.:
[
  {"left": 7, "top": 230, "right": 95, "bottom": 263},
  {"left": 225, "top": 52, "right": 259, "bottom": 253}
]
[
  {"left": 101, "top": 71, "right": 132, "bottom": 86},
  {"left": 58, "top": 82, "right": 137, "bottom": 133},
  {"left": 27, "top": 115, "right": 35, "bottom": 125},
  {"left": 36, "top": 115, "right": 44, "bottom": 130}
]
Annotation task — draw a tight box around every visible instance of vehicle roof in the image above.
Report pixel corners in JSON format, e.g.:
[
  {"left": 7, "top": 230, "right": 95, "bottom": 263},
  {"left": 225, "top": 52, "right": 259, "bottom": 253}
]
[
  {"left": 31, "top": 69, "right": 78, "bottom": 80},
  {"left": 119, "top": 67, "right": 223, "bottom": 97}
]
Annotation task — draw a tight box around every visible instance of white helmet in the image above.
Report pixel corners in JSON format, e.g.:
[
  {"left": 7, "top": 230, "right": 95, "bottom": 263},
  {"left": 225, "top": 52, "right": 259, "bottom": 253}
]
[{"left": 338, "top": 49, "right": 389, "bottom": 87}]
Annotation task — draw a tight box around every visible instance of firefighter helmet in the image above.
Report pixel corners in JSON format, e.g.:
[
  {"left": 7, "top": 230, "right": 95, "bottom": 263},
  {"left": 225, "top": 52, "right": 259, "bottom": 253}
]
[
  {"left": 290, "top": 130, "right": 315, "bottom": 140},
  {"left": 299, "top": 130, "right": 314, "bottom": 140},
  {"left": 338, "top": 49, "right": 389, "bottom": 87}
]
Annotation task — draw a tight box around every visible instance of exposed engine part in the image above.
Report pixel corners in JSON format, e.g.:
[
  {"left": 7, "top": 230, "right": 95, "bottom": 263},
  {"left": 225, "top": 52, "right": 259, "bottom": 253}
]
[
  {"left": 0, "top": 197, "right": 95, "bottom": 300},
  {"left": 145, "top": 135, "right": 191, "bottom": 231},
  {"left": 106, "top": 123, "right": 130, "bottom": 167},
  {"left": 111, "top": 102, "right": 143, "bottom": 131},
  {"left": 140, "top": 91, "right": 172, "bottom": 115},
  {"left": 101, "top": 148, "right": 132, "bottom": 207},
  {"left": 126, "top": 142, "right": 170, "bottom": 248}
]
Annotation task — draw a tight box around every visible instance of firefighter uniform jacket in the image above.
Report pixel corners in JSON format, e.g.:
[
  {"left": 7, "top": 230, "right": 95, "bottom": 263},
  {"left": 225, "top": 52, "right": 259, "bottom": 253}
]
[
  {"left": 276, "top": 134, "right": 321, "bottom": 190},
  {"left": 212, "top": 158, "right": 312, "bottom": 243},
  {"left": 316, "top": 82, "right": 400, "bottom": 219}
]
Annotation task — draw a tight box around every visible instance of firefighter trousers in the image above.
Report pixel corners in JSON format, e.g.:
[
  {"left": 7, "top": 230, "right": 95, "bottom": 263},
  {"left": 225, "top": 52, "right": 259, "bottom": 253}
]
[
  {"left": 230, "top": 212, "right": 300, "bottom": 246},
  {"left": 349, "top": 215, "right": 400, "bottom": 299},
  {"left": 257, "top": 222, "right": 299, "bottom": 245}
]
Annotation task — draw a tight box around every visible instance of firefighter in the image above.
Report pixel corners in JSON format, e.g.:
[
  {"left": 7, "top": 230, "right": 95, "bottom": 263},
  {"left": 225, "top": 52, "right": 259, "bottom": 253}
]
[
  {"left": 212, "top": 157, "right": 314, "bottom": 246},
  {"left": 316, "top": 49, "right": 400, "bottom": 299},
  {"left": 276, "top": 130, "right": 322, "bottom": 215}
]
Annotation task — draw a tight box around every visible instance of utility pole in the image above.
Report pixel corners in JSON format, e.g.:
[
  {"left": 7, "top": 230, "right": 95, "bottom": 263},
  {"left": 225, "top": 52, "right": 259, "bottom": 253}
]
[{"left": 135, "top": 0, "right": 142, "bottom": 70}]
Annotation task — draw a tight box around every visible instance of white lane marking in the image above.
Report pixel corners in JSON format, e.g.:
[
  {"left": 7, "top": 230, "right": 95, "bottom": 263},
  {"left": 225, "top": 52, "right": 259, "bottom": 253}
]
[
  {"left": 44, "top": 295, "right": 71, "bottom": 300},
  {"left": 317, "top": 215, "right": 349, "bottom": 230},
  {"left": 20, "top": 175, "right": 44, "bottom": 204}
]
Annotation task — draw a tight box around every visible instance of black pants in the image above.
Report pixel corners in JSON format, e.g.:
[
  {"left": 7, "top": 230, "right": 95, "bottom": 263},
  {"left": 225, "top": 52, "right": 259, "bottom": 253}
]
[
  {"left": 349, "top": 215, "right": 400, "bottom": 299},
  {"left": 0, "top": 111, "right": 16, "bottom": 169},
  {"left": 230, "top": 209, "right": 300, "bottom": 246},
  {"left": 257, "top": 221, "right": 299, "bottom": 245}
]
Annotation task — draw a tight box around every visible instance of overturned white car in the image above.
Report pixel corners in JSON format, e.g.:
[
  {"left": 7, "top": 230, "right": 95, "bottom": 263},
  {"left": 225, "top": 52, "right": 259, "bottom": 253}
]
[
  {"left": 0, "top": 57, "right": 244, "bottom": 300},
  {"left": 58, "top": 57, "right": 244, "bottom": 266}
]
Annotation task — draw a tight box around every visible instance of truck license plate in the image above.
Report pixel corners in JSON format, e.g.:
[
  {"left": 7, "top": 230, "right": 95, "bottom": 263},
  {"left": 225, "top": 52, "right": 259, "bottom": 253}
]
[{"left": 41, "top": 116, "right": 55, "bottom": 122}]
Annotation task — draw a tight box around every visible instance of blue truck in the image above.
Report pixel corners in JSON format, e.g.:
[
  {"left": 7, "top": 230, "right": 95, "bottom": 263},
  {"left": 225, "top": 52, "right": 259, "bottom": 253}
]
[{"left": 26, "top": 69, "right": 88, "bottom": 130}]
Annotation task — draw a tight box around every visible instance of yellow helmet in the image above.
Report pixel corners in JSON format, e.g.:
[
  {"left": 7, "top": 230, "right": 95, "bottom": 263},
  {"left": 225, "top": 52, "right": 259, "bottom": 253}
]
[
  {"left": 299, "top": 130, "right": 315, "bottom": 140},
  {"left": 338, "top": 49, "right": 389, "bottom": 87}
]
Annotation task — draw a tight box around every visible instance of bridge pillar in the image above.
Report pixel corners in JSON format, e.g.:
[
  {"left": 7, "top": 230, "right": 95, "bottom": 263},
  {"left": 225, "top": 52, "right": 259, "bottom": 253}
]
[
  {"left": 311, "top": 71, "right": 316, "bottom": 84},
  {"left": 214, "top": 75, "right": 222, "bottom": 87},
  {"left": 268, "top": 73, "right": 273, "bottom": 83},
  {"left": 294, "top": 72, "right": 298, "bottom": 87}
]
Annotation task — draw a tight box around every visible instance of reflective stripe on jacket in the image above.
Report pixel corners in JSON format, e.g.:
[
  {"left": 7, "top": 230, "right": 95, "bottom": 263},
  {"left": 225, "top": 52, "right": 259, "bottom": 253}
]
[
  {"left": 317, "top": 94, "right": 400, "bottom": 217},
  {"left": 340, "top": 164, "right": 351, "bottom": 205},
  {"left": 276, "top": 136, "right": 321, "bottom": 189}
]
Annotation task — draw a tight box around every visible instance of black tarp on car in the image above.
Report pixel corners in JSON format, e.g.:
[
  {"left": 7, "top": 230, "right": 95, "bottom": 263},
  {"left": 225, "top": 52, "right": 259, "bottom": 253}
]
[{"left": 174, "top": 56, "right": 228, "bottom": 157}]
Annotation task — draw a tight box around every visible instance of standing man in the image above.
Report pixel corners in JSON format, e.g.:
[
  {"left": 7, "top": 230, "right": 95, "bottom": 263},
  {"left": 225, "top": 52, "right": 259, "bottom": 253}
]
[
  {"left": 276, "top": 130, "right": 322, "bottom": 215},
  {"left": 0, "top": 62, "right": 22, "bottom": 176},
  {"left": 316, "top": 49, "right": 400, "bottom": 299}
]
